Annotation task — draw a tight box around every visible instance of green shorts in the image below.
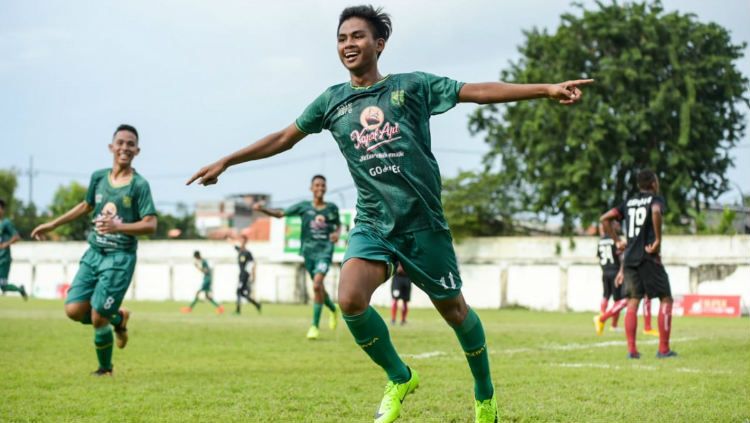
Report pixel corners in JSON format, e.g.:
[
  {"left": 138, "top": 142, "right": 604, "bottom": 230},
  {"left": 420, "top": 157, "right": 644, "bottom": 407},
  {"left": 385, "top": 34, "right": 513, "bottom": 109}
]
[
  {"left": 66, "top": 248, "right": 137, "bottom": 319},
  {"left": 343, "top": 226, "right": 462, "bottom": 300},
  {"left": 304, "top": 255, "right": 332, "bottom": 279},
  {"left": 200, "top": 277, "right": 212, "bottom": 292}
]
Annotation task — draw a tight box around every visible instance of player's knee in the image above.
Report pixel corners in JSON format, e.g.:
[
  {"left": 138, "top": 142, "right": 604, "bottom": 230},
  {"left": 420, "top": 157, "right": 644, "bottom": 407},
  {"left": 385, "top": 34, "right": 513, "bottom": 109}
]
[
  {"left": 64, "top": 303, "right": 86, "bottom": 321},
  {"left": 338, "top": 292, "right": 367, "bottom": 315}
]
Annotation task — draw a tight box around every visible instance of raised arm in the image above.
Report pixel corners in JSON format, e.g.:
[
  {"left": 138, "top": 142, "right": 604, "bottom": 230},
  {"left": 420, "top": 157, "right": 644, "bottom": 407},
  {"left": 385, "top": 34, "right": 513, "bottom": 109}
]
[
  {"left": 187, "top": 123, "right": 307, "bottom": 186},
  {"left": 252, "top": 203, "right": 285, "bottom": 219},
  {"left": 31, "top": 201, "right": 93, "bottom": 240},
  {"left": 458, "top": 79, "right": 594, "bottom": 105}
]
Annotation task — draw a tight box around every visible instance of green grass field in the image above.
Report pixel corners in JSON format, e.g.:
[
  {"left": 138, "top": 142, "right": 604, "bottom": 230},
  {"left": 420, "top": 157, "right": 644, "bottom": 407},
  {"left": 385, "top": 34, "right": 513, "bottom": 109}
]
[{"left": 1, "top": 297, "right": 748, "bottom": 422}]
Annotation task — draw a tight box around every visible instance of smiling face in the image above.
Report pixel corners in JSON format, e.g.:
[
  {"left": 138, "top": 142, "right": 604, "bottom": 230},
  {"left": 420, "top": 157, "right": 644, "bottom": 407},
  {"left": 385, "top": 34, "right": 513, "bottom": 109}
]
[
  {"left": 337, "top": 17, "right": 384, "bottom": 75},
  {"left": 109, "top": 130, "right": 140, "bottom": 167},
  {"left": 310, "top": 177, "right": 327, "bottom": 201}
]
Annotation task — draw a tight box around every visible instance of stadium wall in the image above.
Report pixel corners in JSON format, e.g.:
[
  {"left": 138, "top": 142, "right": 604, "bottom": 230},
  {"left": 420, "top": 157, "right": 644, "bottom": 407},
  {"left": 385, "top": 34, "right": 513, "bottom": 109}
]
[{"left": 7, "top": 235, "right": 749, "bottom": 313}]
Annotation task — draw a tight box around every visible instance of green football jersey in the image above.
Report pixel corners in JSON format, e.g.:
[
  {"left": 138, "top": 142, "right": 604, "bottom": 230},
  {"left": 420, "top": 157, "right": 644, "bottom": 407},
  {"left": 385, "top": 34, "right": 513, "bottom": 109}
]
[
  {"left": 85, "top": 168, "right": 157, "bottom": 253},
  {"left": 284, "top": 201, "right": 340, "bottom": 257},
  {"left": 0, "top": 218, "right": 18, "bottom": 262},
  {"left": 295, "top": 72, "right": 464, "bottom": 236}
]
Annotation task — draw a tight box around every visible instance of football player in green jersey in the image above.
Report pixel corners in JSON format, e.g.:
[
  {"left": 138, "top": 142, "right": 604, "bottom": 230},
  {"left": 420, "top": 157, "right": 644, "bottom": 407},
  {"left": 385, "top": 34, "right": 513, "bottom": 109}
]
[
  {"left": 182, "top": 250, "right": 225, "bottom": 314},
  {"left": 187, "top": 6, "right": 592, "bottom": 422},
  {"left": 32, "top": 124, "right": 157, "bottom": 376},
  {"left": 254, "top": 175, "right": 341, "bottom": 339},
  {"left": 0, "top": 199, "right": 27, "bottom": 300}
]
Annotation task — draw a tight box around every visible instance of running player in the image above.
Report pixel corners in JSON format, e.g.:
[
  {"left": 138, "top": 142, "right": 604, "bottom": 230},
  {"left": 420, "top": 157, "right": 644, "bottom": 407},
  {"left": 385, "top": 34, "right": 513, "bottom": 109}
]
[
  {"left": 253, "top": 175, "right": 341, "bottom": 339},
  {"left": 187, "top": 5, "right": 592, "bottom": 422},
  {"left": 593, "top": 222, "right": 626, "bottom": 333},
  {"left": 0, "top": 199, "right": 27, "bottom": 300},
  {"left": 31, "top": 124, "right": 157, "bottom": 376},
  {"left": 600, "top": 169, "right": 676, "bottom": 359},
  {"left": 182, "top": 251, "right": 224, "bottom": 314},
  {"left": 234, "top": 235, "right": 261, "bottom": 314},
  {"left": 390, "top": 261, "right": 411, "bottom": 325}
]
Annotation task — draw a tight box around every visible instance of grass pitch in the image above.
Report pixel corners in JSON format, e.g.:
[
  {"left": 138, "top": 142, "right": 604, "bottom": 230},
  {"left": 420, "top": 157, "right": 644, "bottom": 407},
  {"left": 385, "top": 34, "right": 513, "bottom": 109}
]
[{"left": 1, "top": 297, "right": 748, "bottom": 422}]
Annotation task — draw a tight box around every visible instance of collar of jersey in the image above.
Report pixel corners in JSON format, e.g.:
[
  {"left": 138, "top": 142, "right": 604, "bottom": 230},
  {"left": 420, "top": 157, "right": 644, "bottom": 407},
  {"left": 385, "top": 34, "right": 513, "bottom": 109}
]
[
  {"left": 349, "top": 74, "right": 391, "bottom": 90},
  {"left": 107, "top": 169, "right": 135, "bottom": 189}
]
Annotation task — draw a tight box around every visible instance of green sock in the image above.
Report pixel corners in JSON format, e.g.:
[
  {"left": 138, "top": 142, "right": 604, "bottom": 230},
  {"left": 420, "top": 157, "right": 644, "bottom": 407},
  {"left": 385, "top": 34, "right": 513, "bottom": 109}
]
[
  {"left": 94, "top": 326, "right": 114, "bottom": 371},
  {"left": 189, "top": 297, "right": 199, "bottom": 308},
  {"left": 323, "top": 294, "right": 336, "bottom": 312},
  {"left": 209, "top": 298, "right": 220, "bottom": 308},
  {"left": 312, "top": 302, "right": 323, "bottom": 327},
  {"left": 1, "top": 283, "right": 20, "bottom": 293},
  {"left": 344, "top": 306, "right": 410, "bottom": 383},
  {"left": 452, "top": 308, "right": 494, "bottom": 400},
  {"left": 110, "top": 311, "right": 122, "bottom": 327}
]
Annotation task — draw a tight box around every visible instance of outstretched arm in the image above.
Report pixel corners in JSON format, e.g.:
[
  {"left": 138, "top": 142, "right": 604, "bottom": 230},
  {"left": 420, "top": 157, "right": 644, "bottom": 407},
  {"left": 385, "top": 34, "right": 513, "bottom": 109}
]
[
  {"left": 252, "top": 203, "right": 285, "bottom": 219},
  {"left": 187, "top": 123, "right": 307, "bottom": 186},
  {"left": 31, "top": 201, "right": 93, "bottom": 240},
  {"left": 458, "top": 79, "right": 594, "bottom": 105}
]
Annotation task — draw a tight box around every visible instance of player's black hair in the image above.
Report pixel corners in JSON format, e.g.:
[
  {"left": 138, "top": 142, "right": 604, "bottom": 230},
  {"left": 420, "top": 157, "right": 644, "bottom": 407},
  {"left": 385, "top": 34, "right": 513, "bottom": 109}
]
[
  {"left": 311, "top": 174, "right": 326, "bottom": 183},
  {"left": 338, "top": 5, "right": 392, "bottom": 56},
  {"left": 193, "top": 250, "right": 201, "bottom": 258},
  {"left": 637, "top": 169, "right": 657, "bottom": 190},
  {"left": 0, "top": 199, "right": 5, "bottom": 210},
  {"left": 114, "top": 124, "right": 139, "bottom": 141}
]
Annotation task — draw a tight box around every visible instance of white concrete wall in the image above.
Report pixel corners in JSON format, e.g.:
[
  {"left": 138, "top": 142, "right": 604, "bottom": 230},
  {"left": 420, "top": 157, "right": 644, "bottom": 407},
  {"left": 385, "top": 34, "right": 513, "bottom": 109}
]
[{"left": 6, "top": 234, "right": 749, "bottom": 313}]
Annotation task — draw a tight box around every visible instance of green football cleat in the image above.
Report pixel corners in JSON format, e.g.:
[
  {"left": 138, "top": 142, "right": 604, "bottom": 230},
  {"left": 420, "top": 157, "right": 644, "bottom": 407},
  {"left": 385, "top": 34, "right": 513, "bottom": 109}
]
[
  {"left": 373, "top": 367, "right": 419, "bottom": 423},
  {"left": 475, "top": 394, "right": 499, "bottom": 423},
  {"left": 329, "top": 305, "right": 340, "bottom": 330},
  {"left": 306, "top": 325, "right": 320, "bottom": 340}
]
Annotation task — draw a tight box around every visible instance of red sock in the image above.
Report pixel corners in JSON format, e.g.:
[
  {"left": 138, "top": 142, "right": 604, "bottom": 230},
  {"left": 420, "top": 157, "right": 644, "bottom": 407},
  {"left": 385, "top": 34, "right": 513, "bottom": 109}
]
[
  {"left": 600, "top": 297, "right": 609, "bottom": 314},
  {"left": 643, "top": 297, "right": 653, "bottom": 331},
  {"left": 625, "top": 302, "right": 638, "bottom": 355},
  {"left": 401, "top": 301, "right": 408, "bottom": 323},
  {"left": 390, "top": 300, "right": 398, "bottom": 322},
  {"left": 611, "top": 310, "right": 621, "bottom": 328},
  {"left": 600, "top": 299, "right": 627, "bottom": 322},
  {"left": 658, "top": 302, "right": 672, "bottom": 354}
]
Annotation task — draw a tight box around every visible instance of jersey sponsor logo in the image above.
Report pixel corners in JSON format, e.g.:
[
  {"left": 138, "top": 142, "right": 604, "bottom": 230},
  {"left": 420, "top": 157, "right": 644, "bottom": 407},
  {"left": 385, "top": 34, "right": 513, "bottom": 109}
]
[
  {"left": 351, "top": 106, "right": 401, "bottom": 152},
  {"left": 311, "top": 214, "right": 328, "bottom": 230},
  {"left": 626, "top": 196, "right": 653, "bottom": 207},
  {"left": 358, "top": 151, "right": 404, "bottom": 162},
  {"left": 390, "top": 90, "right": 405, "bottom": 106},
  {"left": 95, "top": 193, "right": 103, "bottom": 204},
  {"left": 368, "top": 164, "right": 401, "bottom": 177}
]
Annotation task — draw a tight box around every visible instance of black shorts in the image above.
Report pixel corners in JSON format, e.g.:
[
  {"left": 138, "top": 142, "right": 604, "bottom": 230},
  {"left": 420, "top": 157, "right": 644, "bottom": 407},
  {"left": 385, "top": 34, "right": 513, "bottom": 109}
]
[
  {"left": 602, "top": 272, "right": 625, "bottom": 301},
  {"left": 624, "top": 257, "right": 671, "bottom": 300},
  {"left": 237, "top": 277, "right": 251, "bottom": 296},
  {"left": 391, "top": 275, "right": 412, "bottom": 301}
]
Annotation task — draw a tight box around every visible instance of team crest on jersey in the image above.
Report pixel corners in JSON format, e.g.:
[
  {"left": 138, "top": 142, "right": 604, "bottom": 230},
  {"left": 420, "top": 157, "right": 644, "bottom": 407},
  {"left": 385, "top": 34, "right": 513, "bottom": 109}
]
[
  {"left": 95, "top": 194, "right": 103, "bottom": 204},
  {"left": 351, "top": 106, "right": 401, "bottom": 152},
  {"left": 122, "top": 196, "right": 132, "bottom": 208}
]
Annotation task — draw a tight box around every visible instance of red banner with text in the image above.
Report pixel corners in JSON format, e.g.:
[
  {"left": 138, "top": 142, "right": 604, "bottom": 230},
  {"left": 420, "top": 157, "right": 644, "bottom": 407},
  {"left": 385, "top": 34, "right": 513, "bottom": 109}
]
[{"left": 673, "top": 295, "right": 742, "bottom": 318}]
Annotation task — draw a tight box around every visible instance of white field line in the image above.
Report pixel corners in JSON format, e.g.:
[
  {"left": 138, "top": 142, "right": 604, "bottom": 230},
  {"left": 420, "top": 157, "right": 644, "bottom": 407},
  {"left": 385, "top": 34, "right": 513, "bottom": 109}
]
[
  {"left": 496, "top": 337, "right": 699, "bottom": 354},
  {"left": 552, "top": 362, "right": 732, "bottom": 375},
  {"left": 402, "top": 351, "right": 447, "bottom": 359}
]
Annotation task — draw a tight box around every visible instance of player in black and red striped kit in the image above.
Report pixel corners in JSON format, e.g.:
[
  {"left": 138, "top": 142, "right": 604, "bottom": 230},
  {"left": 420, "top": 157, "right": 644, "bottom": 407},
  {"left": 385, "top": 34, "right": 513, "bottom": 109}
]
[{"left": 600, "top": 169, "right": 676, "bottom": 359}]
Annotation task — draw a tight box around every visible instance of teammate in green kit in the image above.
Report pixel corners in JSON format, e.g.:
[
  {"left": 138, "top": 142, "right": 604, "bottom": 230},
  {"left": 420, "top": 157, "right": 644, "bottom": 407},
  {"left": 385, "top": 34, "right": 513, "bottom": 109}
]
[
  {"left": 254, "top": 175, "right": 341, "bottom": 339},
  {"left": 0, "top": 199, "right": 28, "bottom": 300},
  {"left": 181, "top": 251, "right": 225, "bottom": 314},
  {"left": 31, "top": 124, "right": 157, "bottom": 376},
  {"left": 187, "top": 6, "right": 592, "bottom": 422}
]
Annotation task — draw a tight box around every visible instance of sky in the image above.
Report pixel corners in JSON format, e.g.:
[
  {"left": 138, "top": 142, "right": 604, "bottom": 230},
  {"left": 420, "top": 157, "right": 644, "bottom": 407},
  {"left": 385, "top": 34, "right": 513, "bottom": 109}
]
[{"left": 1, "top": 0, "right": 749, "bottom": 214}]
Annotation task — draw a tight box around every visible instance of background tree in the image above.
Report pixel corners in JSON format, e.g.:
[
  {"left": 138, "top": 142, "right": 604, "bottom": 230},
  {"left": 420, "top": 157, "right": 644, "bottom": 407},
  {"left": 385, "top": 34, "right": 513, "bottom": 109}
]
[
  {"left": 0, "top": 169, "right": 19, "bottom": 212},
  {"left": 465, "top": 0, "right": 748, "bottom": 232},
  {"left": 49, "top": 182, "right": 89, "bottom": 240}
]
